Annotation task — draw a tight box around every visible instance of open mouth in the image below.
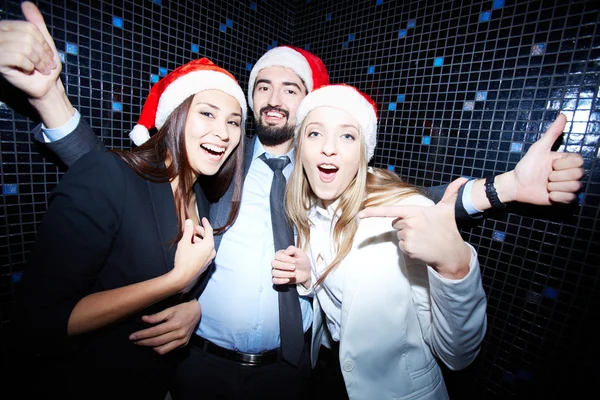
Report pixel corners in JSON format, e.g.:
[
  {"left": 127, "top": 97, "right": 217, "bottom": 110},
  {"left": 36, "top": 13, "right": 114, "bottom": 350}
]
[
  {"left": 261, "top": 107, "right": 289, "bottom": 125},
  {"left": 201, "top": 143, "right": 226, "bottom": 159},
  {"left": 318, "top": 163, "right": 338, "bottom": 183}
]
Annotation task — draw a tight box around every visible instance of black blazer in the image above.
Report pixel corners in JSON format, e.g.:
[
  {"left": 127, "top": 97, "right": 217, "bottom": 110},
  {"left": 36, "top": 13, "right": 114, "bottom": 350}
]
[{"left": 20, "top": 150, "right": 209, "bottom": 399}]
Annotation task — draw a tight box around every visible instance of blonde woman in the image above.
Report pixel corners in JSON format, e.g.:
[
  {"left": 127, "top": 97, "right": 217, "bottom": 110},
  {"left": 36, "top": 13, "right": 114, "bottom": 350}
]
[{"left": 272, "top": 84, "right": 487, "bottom": 399}]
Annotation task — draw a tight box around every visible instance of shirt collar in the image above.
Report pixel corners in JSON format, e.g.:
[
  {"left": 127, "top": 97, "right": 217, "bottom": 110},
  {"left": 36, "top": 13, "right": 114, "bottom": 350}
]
[
  {"left": 310, "top": 198, "right": 342, "bottom": 221},
  {"left": 253, "top": 137, "right": 295, "bottom": 167}
]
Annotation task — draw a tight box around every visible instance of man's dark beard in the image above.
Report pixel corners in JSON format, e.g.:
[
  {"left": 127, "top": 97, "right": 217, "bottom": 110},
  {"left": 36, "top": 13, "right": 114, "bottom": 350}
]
[{"left": 255, "top": 107, "right": 295, "bottom": 146}]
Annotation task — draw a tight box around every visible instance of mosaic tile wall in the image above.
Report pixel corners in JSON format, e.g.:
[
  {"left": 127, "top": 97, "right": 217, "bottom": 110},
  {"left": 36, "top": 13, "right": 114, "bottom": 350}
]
[
  {"left": 1, "top": 0, "right": 599, "bottom": 398},
  {"left": 294, "top": 0, "right": 599, "bottom": 398}
]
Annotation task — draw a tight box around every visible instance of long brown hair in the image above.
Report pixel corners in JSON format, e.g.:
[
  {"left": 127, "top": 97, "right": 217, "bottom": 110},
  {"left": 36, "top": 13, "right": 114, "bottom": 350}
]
[
  {"left": 113, "top": 94, "right": 244, "bottom": 242},
  {"left": 286, "top": 118, "right": 422, "bottom": 287}
]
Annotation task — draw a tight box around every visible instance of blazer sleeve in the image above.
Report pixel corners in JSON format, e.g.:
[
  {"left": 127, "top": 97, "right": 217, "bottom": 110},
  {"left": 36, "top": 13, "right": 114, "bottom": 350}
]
[
  {"left": 421, "top": 183, "right": 473, "bottom": 220},
  {"left": 398, "top": 194, "right": 487, "bottom": 371},
  {"left": 22, "top": 151, "right": 126, "bottom": 342},
  {"left": 32, "top": 116, "right": 106, "bottom": 167},
  {"left": 406, "top": 245, "right": 487, "bottom": 371}
]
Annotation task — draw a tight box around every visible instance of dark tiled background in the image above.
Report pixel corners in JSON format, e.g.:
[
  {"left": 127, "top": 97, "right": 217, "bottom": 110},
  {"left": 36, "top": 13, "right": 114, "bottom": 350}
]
[{"left": 1, "top": 0, "right": 598, "bottom": 398}]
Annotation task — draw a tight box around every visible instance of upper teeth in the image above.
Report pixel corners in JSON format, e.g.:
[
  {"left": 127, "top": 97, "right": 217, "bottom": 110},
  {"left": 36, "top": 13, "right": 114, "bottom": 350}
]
[
  {"left": 202, "top": 144, "right": 225, "bottom": 153},
  {"left": 267, "top": 111, "right": 283, "bottom": 118},
  {"left": 320, "top": 164, "right": 337, "bottom": 170}
]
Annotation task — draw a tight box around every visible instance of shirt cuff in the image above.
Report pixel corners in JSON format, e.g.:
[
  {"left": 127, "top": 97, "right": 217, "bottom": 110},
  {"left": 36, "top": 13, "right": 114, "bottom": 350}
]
[
  {"left": 41, "top": 109, "right": 81, "bottom": 143},
  {"left": 461, "top": 179, "right": 483, "bottom": 215}
]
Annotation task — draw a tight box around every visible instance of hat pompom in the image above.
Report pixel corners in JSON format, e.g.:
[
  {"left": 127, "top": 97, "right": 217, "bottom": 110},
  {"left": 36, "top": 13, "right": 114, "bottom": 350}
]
[{"left": 129, "top": 124, "right": 151, "bottom": 146}]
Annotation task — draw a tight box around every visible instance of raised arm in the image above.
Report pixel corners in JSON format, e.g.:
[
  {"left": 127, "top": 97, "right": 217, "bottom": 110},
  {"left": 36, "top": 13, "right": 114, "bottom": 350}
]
[
  {"left": 0, "top": 1, "right": 105, "bottom": 166},
  {"left": 423, "top": 114, "right": 584, "bottom": 220}
]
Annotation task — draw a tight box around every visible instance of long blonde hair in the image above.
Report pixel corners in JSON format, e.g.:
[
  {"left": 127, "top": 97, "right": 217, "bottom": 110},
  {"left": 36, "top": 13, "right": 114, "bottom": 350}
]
[{"left": 286, "top": 117, "right": 422, "bottom": 286}]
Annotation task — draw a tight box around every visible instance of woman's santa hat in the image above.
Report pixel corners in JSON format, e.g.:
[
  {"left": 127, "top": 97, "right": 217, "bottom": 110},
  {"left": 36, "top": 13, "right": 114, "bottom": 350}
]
[
  {"left": 129, "top": 57, "right": 247, "bottom": 146},
  {"left": 247, "top": 45, "right": 330, "bottom": 110},
  {"left": 295, "top": 84, "right": 379, "bottom": 161}
]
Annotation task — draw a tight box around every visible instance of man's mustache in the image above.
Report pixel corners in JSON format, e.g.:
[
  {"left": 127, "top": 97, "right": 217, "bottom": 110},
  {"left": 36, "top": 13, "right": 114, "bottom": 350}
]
[{"left": 260, "top": 106, "right": 289, "bottom": 119}]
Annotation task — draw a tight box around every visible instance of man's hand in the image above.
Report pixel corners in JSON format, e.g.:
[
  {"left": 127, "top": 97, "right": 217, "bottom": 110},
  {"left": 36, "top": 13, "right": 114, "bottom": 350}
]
[
  {"left": 129, "top": 300, "right": 201, "bottom": 355},
  {"left": 359, "top": 178, "right": 471, "bottom": 280},
  {"left": 489, "top": 114, "right": 584, "bottom": 208},
  {"left": 0, "top": 1, "right": 61, "bottom": 99}
]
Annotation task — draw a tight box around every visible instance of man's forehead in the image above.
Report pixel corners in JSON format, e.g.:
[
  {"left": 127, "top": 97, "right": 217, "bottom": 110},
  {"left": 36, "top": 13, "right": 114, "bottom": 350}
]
[{"left": 256, "top": 66, "right": 303, "bottom": 86}]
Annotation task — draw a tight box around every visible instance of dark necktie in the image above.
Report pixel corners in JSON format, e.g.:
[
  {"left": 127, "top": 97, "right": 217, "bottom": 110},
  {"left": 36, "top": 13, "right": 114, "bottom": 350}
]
[{"left": 260, "top": 154, "right": 304, "bottom": 367}]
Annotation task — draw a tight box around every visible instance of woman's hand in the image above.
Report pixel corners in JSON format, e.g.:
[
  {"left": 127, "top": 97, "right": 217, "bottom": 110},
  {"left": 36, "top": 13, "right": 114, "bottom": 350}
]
[
  {"left": 170, "top": 218, "right": 216, "bottom": 292},
  {"left": 271, "top": 246, "right": 312, "bottom": 289},
  {"left": 359, "top": 178, "right": 471, "bottom": 280}
]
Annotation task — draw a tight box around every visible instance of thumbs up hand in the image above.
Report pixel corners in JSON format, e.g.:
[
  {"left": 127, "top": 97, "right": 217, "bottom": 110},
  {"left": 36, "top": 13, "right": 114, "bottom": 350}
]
[
  {"left": 358, "top": 178, "right": 472, "bottom": 280},
  {"left": 501, "top": 114, "right": 584, "bottom": 206}
]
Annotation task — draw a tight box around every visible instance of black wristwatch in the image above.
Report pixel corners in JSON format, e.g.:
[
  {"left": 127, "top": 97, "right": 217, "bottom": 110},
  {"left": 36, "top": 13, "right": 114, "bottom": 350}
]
[{"left": 484, "top": 175, "right": 506, "bottom": 209}]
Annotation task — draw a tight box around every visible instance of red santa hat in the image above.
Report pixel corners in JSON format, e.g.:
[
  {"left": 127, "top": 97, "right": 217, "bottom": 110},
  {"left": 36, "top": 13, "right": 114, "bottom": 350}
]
[
  {"left": 295, "top": 84, "right": 379, "bottom": 161},
  {"left": 129, "top": 58, "right": 247, "bottom": 146},
  {"left": 247, "top": 45, "right": 330, "bottom": 110}
]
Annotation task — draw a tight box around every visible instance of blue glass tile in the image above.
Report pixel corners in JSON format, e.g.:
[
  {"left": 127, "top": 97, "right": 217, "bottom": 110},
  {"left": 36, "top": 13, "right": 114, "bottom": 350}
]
[
  {"left": 433, "top": 57, "right": 444, "bottom": 67},
  {"left": 159, "top": 67, "right": 168, "bottom": 76},
  {"left": 397, "top": 94, "right": 405, "bottom": 102},
  {"left": 151, "top": 74, "right": 159, "bottom": 83},
  {"left": 492, "top": 230, "right": 505, "bottom": 242},
  {"left": 326, "top": 13, "right": 332, "bottom": 21},
  {"left": 398, "top": 29, "right": 407, "bottom": 38},
  {"left": 191, "top": 44, "right": 199, "bottom": 53},
  {"left": 152, "top": 0, "right": 161, "bottom": 5},
  {"left": 493, "top": 0, "right": 505, "bottom": 9},
  {"left": 503, "top": 371, "right": 516, "bottom": 384},
  {"left": 422, "top": 136, "right": 431, "bottom": 145},
  {"left": 407, "top": 19, "right": 416, "bottom": 28},
  {"left": 463, "top": 101, "right": 475, "bottom": 110},
  {"left": 368, "top": 66, "right": 375, "bottom": 74},
  {"left": 543, "top": 287, "right": 558, "bottom": 300},
  {"left": 220, "top": 23, "right": 227, "bottom": 32},
  {"left": 246, "top": 63, "right": 253, "bottom": 71},
  {"left": 272, "top": 40, "right": 278, "bottom": 46},
  {"left": 348, "top": 33, "right": 355, "bottom": 41},
  {"left": 387, "top": 165, "right": 395, "bottom": 171},
  {"left": 480, "top": 12, "right": 491, "bottom": 23},
  {"left": 342, "top": 42, "right": 349, "bottom": 49},
  {"left": 578, "top": 192, "right": 584, "bottom": 205},
  {"left": 476, "top": 91, "right": 487, "bottom": 101},
  {"left": 304, "top": 44, "right": 310, "bottom": 51},
  {"left": 226, "top": 19, "right": 233, "bottom": 28},
  {"left": 3, "top": 184, "right": 18, "bottom": 195},
  {"left": 510, "top": 142, "right": 523, "bottom": 153},
  {"left": 66, "top": 42, "right": 78, "bottom": 55},
  {"left": 11, "top": 271, "right": 22, "bottom": 283},
  {"left": 58, "top": 51, "right": 65, "bottom": 62},
  {"left": 517, "top": 370, "right": 532, "bottom": 381},
  {"left": 267, "top": 45, "right": 273, "bottom": 50},
  {"left": 251, "top": 2, "right": 257, "bottom": 11},
  {"left": 112, "top": 102, "right": 123, "bottom": 112},
  {"left": 113, "top": 16, "right": 123, "bottom": 28},
  {"left": 388, "top": 102, "right": 397, "bottom": 111},
  {"left": 532, "top": 43, "right": 546, "bottom": 55},
  {"left": 377, "top": 0, "right": 383, "bottom": 4}
]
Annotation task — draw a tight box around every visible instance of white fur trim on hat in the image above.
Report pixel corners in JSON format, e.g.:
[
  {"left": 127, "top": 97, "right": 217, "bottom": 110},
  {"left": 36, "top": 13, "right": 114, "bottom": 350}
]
[
  {"left": 248, "top": 47, "right": 313, "bottom": 110},
  {"left": 295, "top": 85, "right": 378, "bottom": 161},
  {"left": 129, "top": 124, "right": 151, "bottom": 146},
  {"left": 155, "top": 70, "right": 248, "bottom": 130}
]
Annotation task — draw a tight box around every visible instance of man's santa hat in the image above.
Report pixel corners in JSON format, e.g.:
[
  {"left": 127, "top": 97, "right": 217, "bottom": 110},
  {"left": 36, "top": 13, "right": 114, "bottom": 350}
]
[
  {"left": 129, "top": 58, "right": 247, "bottom": 146},
  {"left": 247, "top": 45, "right": 330, "bottom": 110},
  {"left": 295, "top": 84, "right": 379, "bottom": 161}
]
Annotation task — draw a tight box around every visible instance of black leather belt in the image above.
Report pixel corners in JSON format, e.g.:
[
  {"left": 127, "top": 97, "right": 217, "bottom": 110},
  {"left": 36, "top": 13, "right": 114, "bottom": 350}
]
[{"left": 190, "top": 335, "right": 280, "bottom": 366}]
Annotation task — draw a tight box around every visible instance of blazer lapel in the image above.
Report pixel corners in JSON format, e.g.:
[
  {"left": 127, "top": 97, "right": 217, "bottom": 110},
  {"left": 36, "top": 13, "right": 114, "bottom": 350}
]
[
  {"left": 146, "top": 179, "right": 178, "bottom": 274},
  {"left": 340, "top": 237, "right": 368, "bottom": 341}
]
